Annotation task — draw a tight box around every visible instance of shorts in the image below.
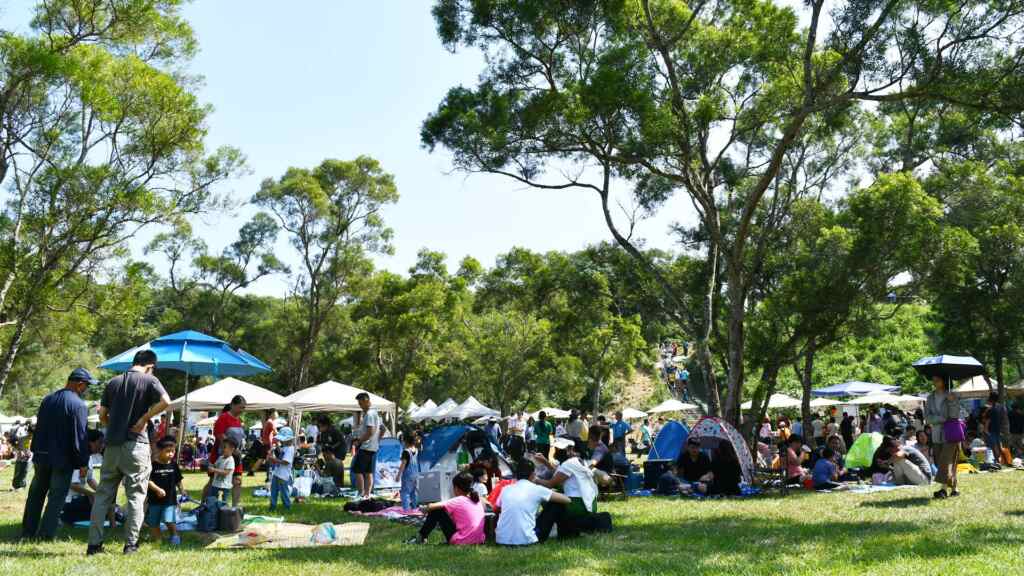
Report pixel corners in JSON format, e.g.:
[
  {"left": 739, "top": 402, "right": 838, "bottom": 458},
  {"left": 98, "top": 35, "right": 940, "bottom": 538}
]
[
  {"left": 146, "top": 503, "right": 177, "bottom": 527},
  {"left": 352, "top": 449, "right": 377, "bottom": 474}
]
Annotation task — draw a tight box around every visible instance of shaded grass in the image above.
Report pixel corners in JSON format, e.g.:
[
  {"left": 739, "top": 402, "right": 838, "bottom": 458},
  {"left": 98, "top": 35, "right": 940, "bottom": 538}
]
[{"left": 0, "top": 466, "right": 1022, "bottom": 575}]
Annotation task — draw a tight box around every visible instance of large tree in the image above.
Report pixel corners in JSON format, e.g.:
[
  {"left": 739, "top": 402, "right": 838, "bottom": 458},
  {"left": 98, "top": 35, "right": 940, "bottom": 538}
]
[
  {"left": 254, "top": 157, "right": 398, "bottom": 392},
  {"left": 0, "top": 0, "right": 243, "bottom": 396},
  {"left": 422, "top": 0, "right": 1024, "bottom": 423}
]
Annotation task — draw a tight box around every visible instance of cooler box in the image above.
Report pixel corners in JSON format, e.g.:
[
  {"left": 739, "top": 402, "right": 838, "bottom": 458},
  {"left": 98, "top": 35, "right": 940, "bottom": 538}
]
[
  {"left": 644, "top": 459, "right": 673, "bottom": 490},
  {"left": 416, "top": 469, "right": 456, "bottom": 503}
]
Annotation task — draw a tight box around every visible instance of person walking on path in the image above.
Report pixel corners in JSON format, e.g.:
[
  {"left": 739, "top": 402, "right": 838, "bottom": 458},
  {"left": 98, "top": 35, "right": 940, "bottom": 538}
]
[
  {"left": 21, "top": 368, "right": 96, "bottom": 540},
  {"left": 87, "top": 350, "right": 169, "bottom": 555},
  {"left": 352, "top": 392, "right": 380, "bottom": 500},
  {"left": 924, "top": 375, "right": 962, "bottom": 499}
]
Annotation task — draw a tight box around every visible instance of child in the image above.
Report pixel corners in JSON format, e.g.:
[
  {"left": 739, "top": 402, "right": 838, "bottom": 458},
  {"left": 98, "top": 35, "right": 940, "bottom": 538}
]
[
  {"left": 469, "top": 467, "right": 489, "bottom": 499},
  {"left": 266, "top": 426, "right": 295, "bottom": 511},
  {"left": 398, "top": 433, "right": 418, "bottom": 510},
  {"left": 812, "top": 447, "right": 843, "bottom": 491},
  {"left": 147, "top": 436, "right": 186, "bottom": 545},
  {"left": 208, "top": 436, "right": 238, "bottom": 502},
  {"left": 407, "top": 471, "right": 485, "bottom": 545}
]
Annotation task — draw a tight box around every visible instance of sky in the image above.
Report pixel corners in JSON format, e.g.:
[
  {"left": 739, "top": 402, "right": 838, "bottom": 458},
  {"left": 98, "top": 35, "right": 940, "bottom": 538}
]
[{"left": 1, "top": 1, "right": 698, "bottom": 295}]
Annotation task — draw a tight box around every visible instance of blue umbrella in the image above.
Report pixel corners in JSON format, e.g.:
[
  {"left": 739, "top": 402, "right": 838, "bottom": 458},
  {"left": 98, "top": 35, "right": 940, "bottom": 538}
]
[
  {"left": 100, "top": 330, "right": 273, "bottom": 446},
  {"left": 811, "top": 381, "right": 900, "bottom": 398},
  {"left": 912, "top": 354, "right": 985, "bottom": 380}
]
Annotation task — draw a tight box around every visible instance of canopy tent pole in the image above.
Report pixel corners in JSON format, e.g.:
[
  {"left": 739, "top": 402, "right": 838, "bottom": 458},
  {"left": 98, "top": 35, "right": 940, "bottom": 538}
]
[{"left": 178, "top": 366, "right": 190, "bottom": 454}]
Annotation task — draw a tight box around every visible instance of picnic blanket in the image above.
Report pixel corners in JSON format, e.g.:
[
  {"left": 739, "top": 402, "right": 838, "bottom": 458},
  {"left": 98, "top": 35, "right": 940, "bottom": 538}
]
[
  {"left": 346, "top": 505, "right": 422, "bottom": 520},
  {"left": 846, "top": 483, "right": 917, "bottom": 494},
  {"left": 206, "top": 522, "right": 369, "bottom": 550}
]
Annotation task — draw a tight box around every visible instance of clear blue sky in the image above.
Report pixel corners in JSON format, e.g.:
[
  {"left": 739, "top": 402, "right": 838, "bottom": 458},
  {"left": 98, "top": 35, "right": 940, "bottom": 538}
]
[{"left": 2, "top": 1, "right": 694, "bottom": 295}]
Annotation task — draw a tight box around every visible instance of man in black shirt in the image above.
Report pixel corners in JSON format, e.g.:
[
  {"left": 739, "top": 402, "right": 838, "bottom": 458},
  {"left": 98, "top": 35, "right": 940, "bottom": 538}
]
[
  {"left": 677, "top": 437, "right": 712, "bottom": 484},
  {"left": 1009, "top": 403, "right": 1024, "bottom": 458},
  {"left": 88, "top": 350, "right": 169, "bottom": 556}
]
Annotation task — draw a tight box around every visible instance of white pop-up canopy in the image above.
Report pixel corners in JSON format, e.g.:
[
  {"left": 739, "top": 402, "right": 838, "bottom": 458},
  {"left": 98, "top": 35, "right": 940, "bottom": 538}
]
[
  {"left": 620, "top": 408, "right": 648, "bottom": 420},
  {"left": 169, "top": 377, "right": 289, "bottom": 411},
  {"left": 528, "top": 408, "right": 572, "bottom": 420},
  {"left": 740, "top": 393, "right": 803, "bottom": 410},
  {"left": 809, "top": 398, "right": 841, "bottom": 408},
  {"left": 415, "top": 398, "right": 457, "bottom": 422},
  {"left": 284, "top": 380, "right": 395, "bottom": 413},
  {"left": 847, "top": 392, "right": 925, "bottom": 406},
  {"left": 648, "top": 399, "right": 699, "bottom": 413},
  {"left": 442, "top": 396, "right": 500, "bottom": 421},
  {"left": 408, "top": 399, "right": 436, "bottom": 421}
]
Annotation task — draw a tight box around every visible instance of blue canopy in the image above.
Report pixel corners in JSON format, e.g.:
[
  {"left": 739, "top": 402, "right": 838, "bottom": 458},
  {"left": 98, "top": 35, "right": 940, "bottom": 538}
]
[
  {"left": 99, "top": 330, "right": 272, "bottom": 377},
  {"left": 811, "top": 381, "right": 899, "bottom": 398},
  {"left": 649, "top": 420, "right": 689, "bottom": 461}
]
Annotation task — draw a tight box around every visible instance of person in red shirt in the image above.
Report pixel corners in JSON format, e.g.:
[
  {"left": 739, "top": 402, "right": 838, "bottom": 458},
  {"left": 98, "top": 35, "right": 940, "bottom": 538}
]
[{"left": 201, "top": 395, "right": 247, "bottom": 506}]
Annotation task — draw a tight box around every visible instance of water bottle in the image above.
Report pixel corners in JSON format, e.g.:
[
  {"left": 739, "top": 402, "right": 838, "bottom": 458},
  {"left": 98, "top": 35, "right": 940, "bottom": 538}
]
[{"left": 457, "top": 447, "right": 469, "bottom": 468}]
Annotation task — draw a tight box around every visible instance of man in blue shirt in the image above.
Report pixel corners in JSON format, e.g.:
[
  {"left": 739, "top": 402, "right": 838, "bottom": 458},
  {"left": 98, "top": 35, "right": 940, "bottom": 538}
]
[
  {"left": 21, "top": 368, "right": 96, "bottom": 540},
  {"left": 610, "top": 412, "right": 632, "bottom": 454}
]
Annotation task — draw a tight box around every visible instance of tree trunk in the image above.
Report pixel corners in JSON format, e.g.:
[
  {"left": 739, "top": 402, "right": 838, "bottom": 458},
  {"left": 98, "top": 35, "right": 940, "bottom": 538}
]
[
  {"left": 723, "top": 270, "right": 746, "bottom": 425},
  {"left": 0, "top": 315, "right": 29, "bottom": 399},
  {"left": 700, "top": 240, "right": 721, "bottom": 417},
  {"left": 800, "top": 338, "right": 817, "bottom": 429},
  {"left": 995, "top": 354, "right": 1005, "bottom": 401},
  {"left": 592, "top": 376, "right": 602, "bottom": 416}
]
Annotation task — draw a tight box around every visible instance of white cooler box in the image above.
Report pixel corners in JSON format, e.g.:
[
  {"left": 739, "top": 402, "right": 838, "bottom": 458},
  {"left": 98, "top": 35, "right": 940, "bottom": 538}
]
[{"left": 416, "top": 469, "right": 456, "bottom": 503}]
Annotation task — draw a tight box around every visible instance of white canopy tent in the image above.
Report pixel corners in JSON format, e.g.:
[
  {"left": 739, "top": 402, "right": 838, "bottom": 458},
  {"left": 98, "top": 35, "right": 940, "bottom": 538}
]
[
  {"left": 954, "top": 376, "right": 999, "bottom": 399},
  {"left": 648, "top": 399, "right": 699, "bottom": 413},
  {"left": 528, "top": 408, "right": 572, "bottom": 420},
  {"left": 741, "top": 393, "right": 803, "bottom": 410},
  {"left": 406, "top": 401, "right": 419, "bottom": 415},
  {"left": 620, "top": 408, "right": 648, "bottom": 420},
  {"left": 408, "top": 399, "right": 436, "bottom": 421},
  {"left": 169, "top": 377, "right": 290, "bottom": 412},
  {"left": 847, "top": 392, "right": 925, "bottom": 407},
  {"left": 809, "top": 398, "right": 841, "bottom": 408},
  {"left": 443, "top": 396, "right": 500, "bottom": 421},
  {"left": 284, "top": 381, "right": 397, "bottom": 433},
  {"left": 415, "top": 398, "right": 457, "bottom": 422}
]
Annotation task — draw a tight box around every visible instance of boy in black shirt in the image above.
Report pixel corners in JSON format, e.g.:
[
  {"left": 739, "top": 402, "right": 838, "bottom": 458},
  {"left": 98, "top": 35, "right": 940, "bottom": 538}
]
[{"left": 147, "top": 436, "right": 186, "bottom": 545}]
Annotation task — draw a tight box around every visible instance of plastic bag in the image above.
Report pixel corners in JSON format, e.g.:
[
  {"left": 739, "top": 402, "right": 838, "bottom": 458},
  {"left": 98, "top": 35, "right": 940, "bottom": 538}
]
[
  {"left": 294, "top": 476, "right": 313, "bottom": 498},
  {"left": 310, "top": 522, "right": 337, "bottom": 545}
]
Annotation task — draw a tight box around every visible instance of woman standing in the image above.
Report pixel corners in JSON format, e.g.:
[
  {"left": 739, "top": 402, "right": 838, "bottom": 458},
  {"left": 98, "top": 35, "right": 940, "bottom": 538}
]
[
  {"left": 202, "top": 395, "right": 247, "bottom": 506},
  {"left": 924, "top": 377, "right": 961, "bottom": 499}
]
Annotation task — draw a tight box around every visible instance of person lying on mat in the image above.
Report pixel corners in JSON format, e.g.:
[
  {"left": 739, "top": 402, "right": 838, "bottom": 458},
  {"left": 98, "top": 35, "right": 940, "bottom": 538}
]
[{"left": 872, "top": 435, "right": 933, "bottom": 486}]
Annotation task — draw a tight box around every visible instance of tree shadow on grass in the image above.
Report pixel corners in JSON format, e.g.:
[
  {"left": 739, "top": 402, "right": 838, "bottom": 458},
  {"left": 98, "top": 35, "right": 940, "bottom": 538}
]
[
  {"left": 859, "top": 496, "right": 933, "bottom": 509},
  {"left": 1006, "top": 510, "right": 1024, "bottom": 517}
]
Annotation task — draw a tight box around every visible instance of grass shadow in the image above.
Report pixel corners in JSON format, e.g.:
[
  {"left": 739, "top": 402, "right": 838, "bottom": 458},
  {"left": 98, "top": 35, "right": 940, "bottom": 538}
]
[{"left": 859, "top": 496, "right": 933, "bottom": 509}]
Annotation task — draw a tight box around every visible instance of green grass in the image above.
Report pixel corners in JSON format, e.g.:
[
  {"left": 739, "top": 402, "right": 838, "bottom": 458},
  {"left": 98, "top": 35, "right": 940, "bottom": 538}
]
[{"left": 0, "top": 466, "right": 1022, "bottom": 575}]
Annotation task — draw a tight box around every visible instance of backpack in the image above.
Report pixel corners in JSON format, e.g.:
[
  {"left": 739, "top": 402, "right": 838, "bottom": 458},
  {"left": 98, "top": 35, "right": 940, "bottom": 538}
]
[{"left": 196, "top": 497, "right": 223, "bottom": 532}]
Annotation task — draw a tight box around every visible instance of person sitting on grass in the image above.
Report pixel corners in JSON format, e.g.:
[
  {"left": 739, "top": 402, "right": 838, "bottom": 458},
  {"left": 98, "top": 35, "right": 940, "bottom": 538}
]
[
  {"left": 656, "top": 463, "right": 683, "bottom": 496},
  {"left": 207, "top": 437, "right": 237, "bottom": 503},
  {"left": 406, "top": 471, "right": 485, "bottom": 545},
  {"left": 320, "top": 447, "right": 345, "bottom": 489},
  {"left": 536, "top": 438, "right": 598, "bottom": 517},
  {"left": 783, "top": 435, "right": 809, "bottom": 485},
  {"left": 586, "top": 425, "right": 614, "bottom": 475},
  {"left": 871, "top": 435, "right": 933, "bottom": 486},
  {"left": 146, "top": 436, "right": 186, "bottom": 546},
  {"left": 266, "top": 426, "right": 295, "bottom": 512},
  {"left": 677, "top": 437, "right": 712, "bottom": 490},
  {"left": 470, "top": 467, "right": 489, "bottom": 500},
  {"left": 495, "top": 459, "right": 572, "bottom": 546},
  {"left": 60, "top": 430, "right": 107, "bottom": 526},
  {"left": 811, "top": 448, "right": 844, "bottom": 491},
  {"left": 709, "top": 441, "right": 743, "bottom": 496}
]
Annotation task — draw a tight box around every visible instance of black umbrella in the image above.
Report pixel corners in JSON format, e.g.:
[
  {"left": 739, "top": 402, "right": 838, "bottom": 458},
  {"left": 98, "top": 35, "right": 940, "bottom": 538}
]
[{"left": 912, "top": 355, "right": 985, "bottom": 380}]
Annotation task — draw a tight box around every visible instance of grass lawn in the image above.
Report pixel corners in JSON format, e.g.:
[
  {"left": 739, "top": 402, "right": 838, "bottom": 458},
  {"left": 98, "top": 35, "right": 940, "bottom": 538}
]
[{"left": 0, "top": 465, "right": 1022, "bottom": 575}]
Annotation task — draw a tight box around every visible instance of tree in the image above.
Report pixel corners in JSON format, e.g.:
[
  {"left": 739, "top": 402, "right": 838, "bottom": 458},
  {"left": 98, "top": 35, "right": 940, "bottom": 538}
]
[
  {"left": 0, "top": 0, "right": 243, "bottom": 397},
  {"left": 422, "top": 0, "right": 1024, "bottom": 423},
  {"left": 254, "top": 157, "right": 398, "bottom": 392},
  {"left": 926, "top": 152, "right": 1024, "bottom": 397}
]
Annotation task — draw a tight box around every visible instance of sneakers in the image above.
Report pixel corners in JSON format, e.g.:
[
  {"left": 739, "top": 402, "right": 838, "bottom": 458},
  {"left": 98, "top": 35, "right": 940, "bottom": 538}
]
[
  {"left": 86, "top": 544, "right": 104, "bottom": 556},
  {"left": 404, "top": 536, "right": 425, "bottom": 545},
  {"left": 949, "top": 489, "right": 961, "bottom": 497},
  {"left": 123, "top": 542, "right": 139, "bottom": 555},
  {"left": 933, "top": 489, "right": 947, "bottom": 499},
  {"left": 168, "top": 535, "right": 181, "bottom": 546}
]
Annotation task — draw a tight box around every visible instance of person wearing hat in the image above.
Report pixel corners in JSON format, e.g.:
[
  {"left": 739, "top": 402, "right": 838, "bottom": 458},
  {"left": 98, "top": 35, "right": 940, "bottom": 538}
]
[
  {"left": 20, "top": 368, "right": 97, "bottom": 540},
  {"left": 267, "top": 426, "right": 296, "bottom": 512}
]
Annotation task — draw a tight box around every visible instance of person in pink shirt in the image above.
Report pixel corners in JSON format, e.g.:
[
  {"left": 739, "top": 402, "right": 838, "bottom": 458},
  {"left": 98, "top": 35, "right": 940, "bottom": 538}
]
[
  {"left": 407, "top": 471, "right": 485, "bottom": 545},
  {"left": 784, "top": 434, "right": 809, "bottom": 485}
]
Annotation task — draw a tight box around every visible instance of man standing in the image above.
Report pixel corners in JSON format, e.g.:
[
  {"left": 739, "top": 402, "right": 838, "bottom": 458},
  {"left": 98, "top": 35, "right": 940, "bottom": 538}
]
[
  {"left": 352, "top": 392, "right": 380, "bottom": 500},
  {"left": 1009, "top": 403, "right": 1024, "bottom": 458},
  {"left": 87, "top": 350, "right": 169, "bottom": 555},
  {"left": 21, "top": 368, "right": 95, "bottom": 540},
  {"left": 987, "top": 392, "right": 1010, "bottom": 461},
  {"left": 506, "top": 411, "right": 526, "bottom": 462},
  {"left": 533, "top": 412, "right": 554, "bottom": 459},
  {"left": 840, "top": 413, "right": 855, "bottom": 448},
  {"left": 610, "top": 412, "right": 631, "bottom": 455}
]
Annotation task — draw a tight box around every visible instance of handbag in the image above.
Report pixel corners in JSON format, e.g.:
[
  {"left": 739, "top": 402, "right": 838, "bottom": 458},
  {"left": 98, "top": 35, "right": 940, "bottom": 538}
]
[{"left": 942, "top": 419, "right": 966, "bottom": 443}]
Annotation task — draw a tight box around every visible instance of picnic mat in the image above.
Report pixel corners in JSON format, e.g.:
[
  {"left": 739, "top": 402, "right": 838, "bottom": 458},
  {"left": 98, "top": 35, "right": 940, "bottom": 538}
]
[
  {"left": 846, "top": 484, "right": 917, "bottom": 494},
  {"left": 206, "top": 522, "right": 369, "bottom": 550}
]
